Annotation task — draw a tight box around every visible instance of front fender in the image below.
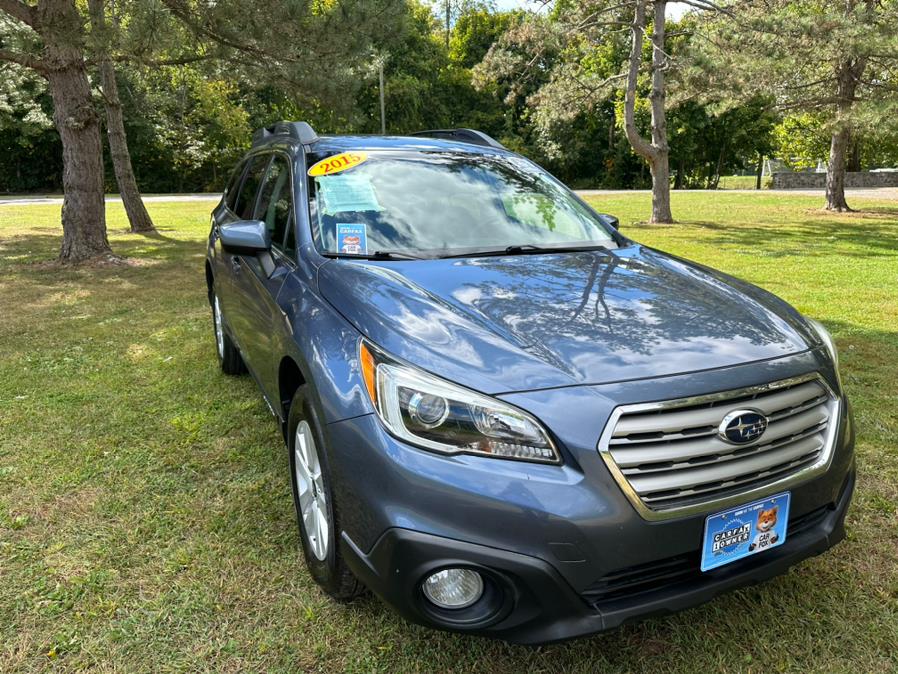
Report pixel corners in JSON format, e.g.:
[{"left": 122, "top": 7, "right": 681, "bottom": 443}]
[{"left": 274, "top": 271, "right": 371, "bottom": 425}]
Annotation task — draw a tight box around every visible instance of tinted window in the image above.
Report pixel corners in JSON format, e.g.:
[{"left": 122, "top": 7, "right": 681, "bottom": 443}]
[
  {"left": 223, "top": 159, "right": 247, "bottom": 211},
  {"left": 255, "top": 154, "right": 294, "bottom": 253},
  {"left": 234, "top": 154, "right": 270, "bottom": 220},
  {"left": 283, "top": 214, "right": 296, "bottom": 256}
]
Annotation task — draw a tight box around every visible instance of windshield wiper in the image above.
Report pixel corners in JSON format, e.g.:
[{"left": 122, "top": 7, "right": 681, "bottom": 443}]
[
  {"left": 324, "top": 250, "right": 426, "bottom": 261},
  {"left": 367, "top": 250, "right": 427, "bottom": 260},
  {"left": 504, "top": 244, "right": 609, "bottom": 255},
  {"left": 440, "top": 243, "right": 610, "bottom": 259}
]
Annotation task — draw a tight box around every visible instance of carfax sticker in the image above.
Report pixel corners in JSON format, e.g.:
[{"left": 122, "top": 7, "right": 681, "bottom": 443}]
[
  {"left": 700, "top": 492, "right": 790, "bottom": 572},
  {"left": 308, "top": 151, "right": 367, "bottom": 177},
  {"left": 336, "top": 223, "right": 368, "bottom": 255}
]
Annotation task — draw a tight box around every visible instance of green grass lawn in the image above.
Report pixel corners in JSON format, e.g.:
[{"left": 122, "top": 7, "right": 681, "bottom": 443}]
[{"left": 1, "top": 193, "right": 896, "bottom": 672}]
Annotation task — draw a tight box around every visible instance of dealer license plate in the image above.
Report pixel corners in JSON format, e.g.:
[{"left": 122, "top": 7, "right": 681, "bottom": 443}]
[{"left": 700, "top": 492, "right": 790, "bottom": 572}]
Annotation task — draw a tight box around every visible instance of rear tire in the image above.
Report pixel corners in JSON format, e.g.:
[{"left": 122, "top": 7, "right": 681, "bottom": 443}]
[
  {"left": 288, "top": 385, "right": 363, "bottom": 601},
  {"left": 211, "top": 286, "right": 245, "bottom": 375}
]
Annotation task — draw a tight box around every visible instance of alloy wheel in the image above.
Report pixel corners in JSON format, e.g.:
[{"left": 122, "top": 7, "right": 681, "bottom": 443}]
[{"left": 293, "top": 420, "right": 330, "bottom": 561}]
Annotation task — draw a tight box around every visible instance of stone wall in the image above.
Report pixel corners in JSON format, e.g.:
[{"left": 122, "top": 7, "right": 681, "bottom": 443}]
[{"left": 772, "top": 171, "right": 898, "bottom": 189}]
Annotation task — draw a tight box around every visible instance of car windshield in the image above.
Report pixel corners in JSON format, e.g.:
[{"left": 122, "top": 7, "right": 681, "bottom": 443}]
[{"left": 307, "top": 150, "right": 617, "bottom": 258}]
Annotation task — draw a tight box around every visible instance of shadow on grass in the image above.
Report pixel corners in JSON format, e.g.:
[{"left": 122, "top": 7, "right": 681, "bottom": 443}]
[
  {"left": 125, "top": 228, "right": 184, "bottom": 244},
  {"left": 680, "top": 213, "right": 898, "bottom": 258},
  {"left": 0, "top": 232, "right": 204, "bottom": 279}
]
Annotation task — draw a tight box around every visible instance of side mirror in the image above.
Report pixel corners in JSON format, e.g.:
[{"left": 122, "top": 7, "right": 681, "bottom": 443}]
[
  {"left": 598, "top": 213, "right": 619, "bottom": 230},
  {"left": 219, "top": 220, "right": 271, "bottom": 254}
]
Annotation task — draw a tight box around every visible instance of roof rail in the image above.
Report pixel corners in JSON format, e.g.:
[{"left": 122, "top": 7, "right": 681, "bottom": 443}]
[
  {"left": 411, "top": 128, "right": 505, "bottom": 150},
  {"left": 252, "top": 121, "right": 319, "bottom": 146}
]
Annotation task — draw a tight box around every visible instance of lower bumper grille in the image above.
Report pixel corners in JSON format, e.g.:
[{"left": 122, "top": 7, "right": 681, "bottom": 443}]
[
  {"left": 581, "top": 503, "right": 832, "bottom": 607},
  {"left": 598, "top": 374, "right": 840, "bottom": 519}
]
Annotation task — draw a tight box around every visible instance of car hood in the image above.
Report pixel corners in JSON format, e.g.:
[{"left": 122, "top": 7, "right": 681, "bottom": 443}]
[{"left": 318, "top": 245, "right": 814, "bottom": 394}]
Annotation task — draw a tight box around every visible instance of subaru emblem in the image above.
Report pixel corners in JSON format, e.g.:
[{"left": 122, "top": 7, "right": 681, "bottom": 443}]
[{"left": 719, "top": 409, "right": 768, "bottom": 444}]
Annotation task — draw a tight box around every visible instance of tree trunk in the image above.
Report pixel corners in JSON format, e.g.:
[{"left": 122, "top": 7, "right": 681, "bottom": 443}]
[
  {"left": 826, "top": 126, "right": 851, "bottom": 212},
  {"left": 823, "top": 1, "right": 874, "bottom": 211},
  {"left": 98, "top": 60, "right": 155, "bottom": 233},
  {"left": 846, "top": 133, "right": 861, "bottom": 172},
  {"left": 88, "top": 0, "right": 155, "bottom": 234},
  {"left": 825, "top": 55, "right": 865, "bottom": 212},
  {"left": 710, "top": 143, "right": 726, "bottom": 189},
  {"left": 651, "top": 157, "right": 672, "bottom": 222},
  {"left": 38, "top": 0, "right": 111, "bottom": 263},
  {"left": 607, "top": 113, "right": 615, "bottom": 151},
  {"left": 756, "top": 154, "right": 764, "bottom": 190},
  {"left": 647, "top": 1, "right": 672, "bottom": 222},
  {"left": 445, "top": 0, "right": 450, "bottom": 50},
  {"left": 623, "top": 0, "right": 673, "bottom": 223},
  {"left": 674, "top": 156, "right": 685, "bottom": 190}
]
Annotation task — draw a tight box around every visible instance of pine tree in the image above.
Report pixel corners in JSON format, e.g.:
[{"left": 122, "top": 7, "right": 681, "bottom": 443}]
[{"left": 690, "top": 0, "right": 898, "bottom": 212}]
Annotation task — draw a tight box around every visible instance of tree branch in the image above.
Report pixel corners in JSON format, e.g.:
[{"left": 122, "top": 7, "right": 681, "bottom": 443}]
[
  {"left": 649, "top": 0, "right": 670, "bottom": 152},
  {"left": 776, "top": 96, "right": 844, "bottom": 111},
  {"left": 139, "top": 53, "right": 213, "bottom": 67},
  {"left": 0, "top": 47, "right": 46, "bottom": 72},
  {"left": 623, "top": 0, "right": 655, "bottom": 161},
  {"left": 675, "top": 0, "right": 736, "bottom": 18},
  {"left": 0, "top": 0, "right": 35, "bottom": 26},
  {"left": 89, "top": 52, "right": 215, "bottom": 67},
  {"left": 160, "top": 0, "right": 299, "bottom": 64}
]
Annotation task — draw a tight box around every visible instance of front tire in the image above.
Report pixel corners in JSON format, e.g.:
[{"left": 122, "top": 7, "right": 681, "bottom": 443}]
[
  {"left": 211, "top": 287, "right": 245, "bottom": 375},
  {"left": 288, "top": 386, "right": 363, "bottom": 601}
]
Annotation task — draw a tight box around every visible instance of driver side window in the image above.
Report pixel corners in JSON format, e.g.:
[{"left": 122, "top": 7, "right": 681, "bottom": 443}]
[
  {"left": 234, "top": 154, "right": 271, "bottom": 220},
  {"left": 255, "top": 154, "right": 295, "bottom": 257}
]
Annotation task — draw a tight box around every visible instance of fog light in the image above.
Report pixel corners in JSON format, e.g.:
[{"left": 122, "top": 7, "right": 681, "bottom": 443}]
[{"left": 421, "top": 568, "right": 484, "bottom": 609}]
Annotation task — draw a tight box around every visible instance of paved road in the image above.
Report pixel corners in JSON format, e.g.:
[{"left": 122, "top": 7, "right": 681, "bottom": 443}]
[
  {"left": 576, "top": 187, "right": 898, "bottom": 200},
  {"left": 0, "top": 194, "right": 220, "bottom": 206},
  {"left": 3, "top": 187, "right": 898, "bottom": 206}
]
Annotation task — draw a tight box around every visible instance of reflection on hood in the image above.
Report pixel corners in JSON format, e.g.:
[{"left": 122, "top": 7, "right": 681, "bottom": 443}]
[{"left": 320, "top": 245, "right": 812, "bottom": 394}]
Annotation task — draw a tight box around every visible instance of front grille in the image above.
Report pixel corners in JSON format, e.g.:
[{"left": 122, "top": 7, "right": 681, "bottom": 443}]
[
  {"left": 599, "top": 375, "right": 839, "bottom": 518},
  {"left": 581, "top": 503, "right": 832, "bottom": 607}
]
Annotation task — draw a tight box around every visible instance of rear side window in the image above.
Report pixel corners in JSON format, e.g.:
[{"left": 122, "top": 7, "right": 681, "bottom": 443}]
[
  {"left": 234, "top": 154, "right": 270, "bottom": 220},
  {"left": 254, "top": 154, "right": 294, "bottom": 255}
]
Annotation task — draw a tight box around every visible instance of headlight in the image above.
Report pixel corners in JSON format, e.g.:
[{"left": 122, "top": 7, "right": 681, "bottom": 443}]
[
  {"left": 359, "top": 341, "right": 560, "bottom": 464},
  {"left": 806, "top": 318, "right": 839, "bottom": 369},
  {"left": 806, "top": 318, "right": 842, "bottom": 389}
]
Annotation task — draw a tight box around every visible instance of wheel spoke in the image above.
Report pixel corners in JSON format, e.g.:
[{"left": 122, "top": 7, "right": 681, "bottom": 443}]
[
  {"left": 295, "top": 429, "right": 310, "bottom": 469},
  {"left": 307, "top": 444, "right": 320, "bottom": 474},
  {"left": 302, "top": 497, "right": 315, "bottom": 528},
  {"left": 316, "top": 503, "right": 329, "bottom": 555},
  {"left": 213, "top": 296, "right": 224, "bottom": 358},
  {"left": 294, "top": 449, "right": 311, "bottom": 491}
]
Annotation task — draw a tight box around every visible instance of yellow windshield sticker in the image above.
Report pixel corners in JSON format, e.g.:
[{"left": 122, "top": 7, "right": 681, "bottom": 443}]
[{"left": 308, "top": 151, "right": 368, "bottom": 177}]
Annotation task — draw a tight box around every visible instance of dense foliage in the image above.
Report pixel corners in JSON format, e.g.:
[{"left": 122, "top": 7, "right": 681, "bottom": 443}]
[{"left": 2, "top": 0, "right": 898, "bottom": 195}]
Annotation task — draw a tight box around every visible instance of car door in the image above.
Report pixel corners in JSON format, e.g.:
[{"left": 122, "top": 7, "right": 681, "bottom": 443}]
[
  {"left": 230, "top": 151, "right": 297, "bottom": 401},
  {"left": 218, "top": 152, "right": 271, "bottom": 356}
]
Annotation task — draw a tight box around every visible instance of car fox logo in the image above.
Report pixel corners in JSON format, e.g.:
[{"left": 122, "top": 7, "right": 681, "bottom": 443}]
[
  {"left": 748, "top": 506, "right": 780, "bottom": 552},
  {"left": 341, "top": 235, "right": 362, "bottom": 255}
]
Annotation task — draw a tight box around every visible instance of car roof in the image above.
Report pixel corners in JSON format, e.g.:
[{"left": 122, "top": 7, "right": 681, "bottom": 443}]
[{"left": 265, "top": 134, "right": 511, "bottom": 157}]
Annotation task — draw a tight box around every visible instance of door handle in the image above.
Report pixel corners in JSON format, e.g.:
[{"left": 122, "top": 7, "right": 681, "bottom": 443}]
[{"left": 230, "top": 256, "right": 242, "bottom": 274}]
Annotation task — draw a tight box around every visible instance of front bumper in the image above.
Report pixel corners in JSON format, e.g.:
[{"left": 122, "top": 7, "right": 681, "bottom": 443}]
[
  {"left": 342, "top": 470, "right": 854, "bottom": 644},
  {"left": 323, "top": 351, "right": 855, "bottom": 643}
]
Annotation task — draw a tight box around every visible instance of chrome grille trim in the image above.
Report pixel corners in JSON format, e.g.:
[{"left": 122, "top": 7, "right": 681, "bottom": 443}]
[{"left": 597, "top": 373, "right": 841, "bottom": 521}]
